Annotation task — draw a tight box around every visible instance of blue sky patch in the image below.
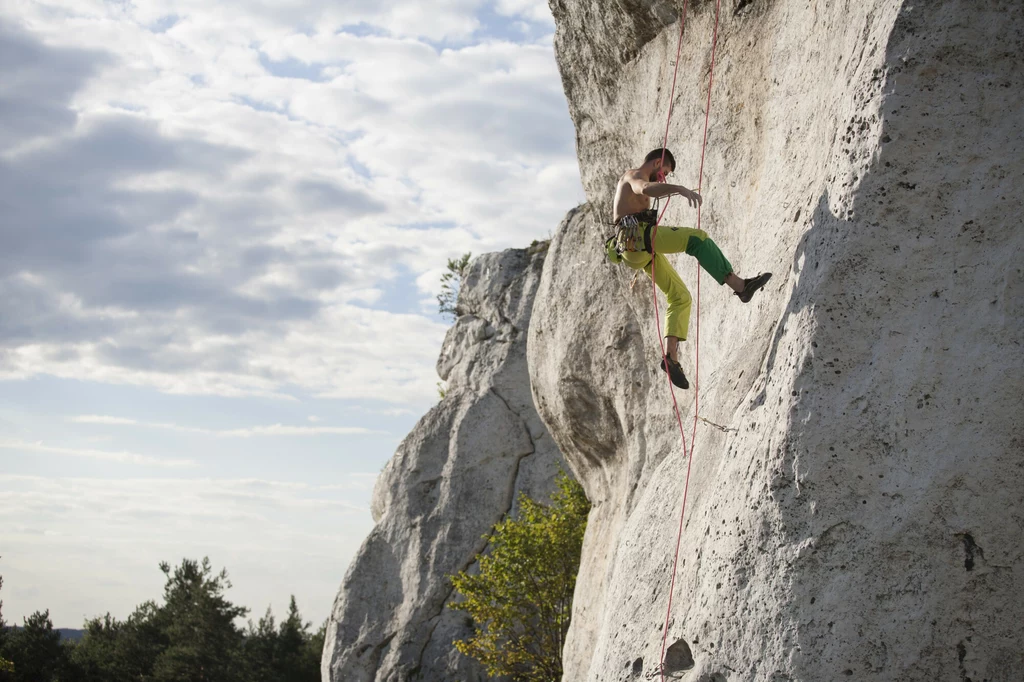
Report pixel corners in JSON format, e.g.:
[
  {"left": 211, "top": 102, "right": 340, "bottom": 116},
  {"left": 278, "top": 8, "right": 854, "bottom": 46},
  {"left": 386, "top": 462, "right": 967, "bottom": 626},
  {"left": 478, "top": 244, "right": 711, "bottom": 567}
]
[
  {"left": 339, "top": 23, "right": 389, "bottom": 38},
  {"left": 148, "top": 15, "right": 180, "bottom": 33},
  {"left": 259, "top": 52, "right": 332, "bottom": 82}
]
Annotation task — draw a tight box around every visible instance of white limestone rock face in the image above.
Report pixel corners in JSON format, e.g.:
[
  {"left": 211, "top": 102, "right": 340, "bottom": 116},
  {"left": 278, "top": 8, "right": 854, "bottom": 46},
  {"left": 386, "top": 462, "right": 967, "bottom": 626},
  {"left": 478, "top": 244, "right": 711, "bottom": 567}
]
[
  {"left": 324, "top": 244, "right": 565, "bottom": 682},
  {"left": 531, "top": 1, "right": 1023, "bottom": 680}
]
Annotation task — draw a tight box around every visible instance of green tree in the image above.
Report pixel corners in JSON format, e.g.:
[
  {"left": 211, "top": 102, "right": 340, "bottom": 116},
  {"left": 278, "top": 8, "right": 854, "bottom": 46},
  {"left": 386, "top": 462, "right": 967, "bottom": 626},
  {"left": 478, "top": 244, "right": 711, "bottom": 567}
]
[
  {"left": 278, "top": 597, "right": 319, "bottom": 681},
  {"left": 437, "top": 252, "right": 472, "bottom": 322},
  {"left": 72, "top": 603, "right": 164, "bottom": 682},
  {"left": 449, "top": 472, "right": 590, "bottom": 681},
  {"left": 151, "top": 558, "right": 248, "bottom": 682},
  {"left": 0, "top": 610, "right": 75, "bottom": 682},
  {"left": 243, "top": 608, "right": 279, "bottom": 682},
  {"left": 0, "top": 569, "right": 12, "bottom": 675},
  {"left": 302, "top": 620, "right": 327, "bottom": 681},
  {"left": 1, "top": 558, "right": 325, "bottom": 682},
  {"left": 243, "top": 597, "right": 320, "bottom": 682}
]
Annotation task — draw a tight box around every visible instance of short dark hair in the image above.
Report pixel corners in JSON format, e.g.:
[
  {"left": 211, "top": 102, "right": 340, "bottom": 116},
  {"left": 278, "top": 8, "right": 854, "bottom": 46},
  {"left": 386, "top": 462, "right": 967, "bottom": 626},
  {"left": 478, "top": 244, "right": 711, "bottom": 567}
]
[{"left": 644, "top": 148, "right": 675, "bottom": 172}]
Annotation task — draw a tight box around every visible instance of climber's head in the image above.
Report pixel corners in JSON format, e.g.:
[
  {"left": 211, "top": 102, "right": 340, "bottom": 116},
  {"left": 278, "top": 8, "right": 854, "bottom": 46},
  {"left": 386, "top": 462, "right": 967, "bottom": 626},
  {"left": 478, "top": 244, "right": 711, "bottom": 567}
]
[{"left": 643, "top": 148, "right": 675, "bottom": 181}]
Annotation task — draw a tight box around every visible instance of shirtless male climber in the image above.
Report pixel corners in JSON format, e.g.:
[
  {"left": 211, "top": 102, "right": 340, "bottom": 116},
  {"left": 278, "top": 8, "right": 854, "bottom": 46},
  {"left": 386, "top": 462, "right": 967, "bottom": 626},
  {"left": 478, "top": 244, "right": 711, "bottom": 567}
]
[{"left": 606, "top": 148, "right": 772, "bottom": 390}]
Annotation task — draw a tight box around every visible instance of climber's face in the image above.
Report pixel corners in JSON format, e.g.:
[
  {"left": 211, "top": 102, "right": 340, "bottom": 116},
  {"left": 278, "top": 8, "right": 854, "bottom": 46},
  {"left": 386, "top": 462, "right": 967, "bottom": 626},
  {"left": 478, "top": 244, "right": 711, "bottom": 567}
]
[{"left": 651, "top": 160, "right": 673, "bottom": 182}]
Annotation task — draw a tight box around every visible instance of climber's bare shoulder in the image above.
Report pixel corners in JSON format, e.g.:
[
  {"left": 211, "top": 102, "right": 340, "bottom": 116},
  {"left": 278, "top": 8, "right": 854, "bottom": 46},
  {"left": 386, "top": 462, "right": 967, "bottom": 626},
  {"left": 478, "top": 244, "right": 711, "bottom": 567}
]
[{"left": 613, "top": 169, "right": 651, "bottom": 222}]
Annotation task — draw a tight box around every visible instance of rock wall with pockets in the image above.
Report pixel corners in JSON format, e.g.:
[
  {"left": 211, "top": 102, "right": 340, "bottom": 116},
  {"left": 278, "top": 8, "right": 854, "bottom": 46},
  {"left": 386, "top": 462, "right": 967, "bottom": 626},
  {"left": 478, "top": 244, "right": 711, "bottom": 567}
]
[{"left": 529, "top": 0, "right": 1023, "bottom": 679}]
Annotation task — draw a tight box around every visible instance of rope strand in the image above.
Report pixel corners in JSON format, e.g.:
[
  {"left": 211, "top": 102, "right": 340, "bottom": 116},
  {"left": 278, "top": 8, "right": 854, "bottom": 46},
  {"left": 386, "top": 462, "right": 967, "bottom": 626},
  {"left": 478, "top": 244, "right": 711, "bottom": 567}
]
[{"left": 653, "top": 0, "right": 723, "bottom": 678}]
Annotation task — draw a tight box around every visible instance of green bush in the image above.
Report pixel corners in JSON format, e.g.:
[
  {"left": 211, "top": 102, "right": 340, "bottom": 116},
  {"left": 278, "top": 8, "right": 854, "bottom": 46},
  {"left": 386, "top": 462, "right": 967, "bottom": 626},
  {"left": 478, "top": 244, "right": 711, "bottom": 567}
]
[{"left": 449, "top": 472, "right": 590, "bottom": 682}]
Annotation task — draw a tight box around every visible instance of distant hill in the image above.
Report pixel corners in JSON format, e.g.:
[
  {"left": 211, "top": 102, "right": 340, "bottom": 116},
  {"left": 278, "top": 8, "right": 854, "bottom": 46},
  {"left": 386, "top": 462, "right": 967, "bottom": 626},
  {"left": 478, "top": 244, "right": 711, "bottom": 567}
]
[
  {"left": 4, "top": 626, "right": 84, "bottom": 642},
  {"left": 57, "top": 628, "right": 85, "bottom": 643}
]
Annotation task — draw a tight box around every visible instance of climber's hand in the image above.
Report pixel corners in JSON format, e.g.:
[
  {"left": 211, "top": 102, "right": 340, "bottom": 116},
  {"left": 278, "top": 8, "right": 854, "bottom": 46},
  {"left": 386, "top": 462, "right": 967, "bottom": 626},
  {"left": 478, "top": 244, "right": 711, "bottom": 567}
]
[{"left": 679, "top": 188, "right": 702, "bottom": 209}]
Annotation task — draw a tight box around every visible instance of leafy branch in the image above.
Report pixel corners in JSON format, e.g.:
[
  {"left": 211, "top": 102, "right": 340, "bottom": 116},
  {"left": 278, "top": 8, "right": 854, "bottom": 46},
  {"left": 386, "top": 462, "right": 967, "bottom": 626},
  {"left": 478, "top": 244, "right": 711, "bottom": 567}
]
[
  {"left": 448, "top": 473, "right": 590, "bottom": 681},
  {"left": 437, "top": 253, "right": 472, "bottom": 323}
]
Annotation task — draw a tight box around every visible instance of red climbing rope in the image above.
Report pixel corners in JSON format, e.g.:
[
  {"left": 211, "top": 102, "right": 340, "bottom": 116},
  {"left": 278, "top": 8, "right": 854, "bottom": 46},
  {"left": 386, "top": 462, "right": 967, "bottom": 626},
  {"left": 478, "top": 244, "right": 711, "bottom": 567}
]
[{"left": 651, "top": 0, "right": 723, "bottom": 679}]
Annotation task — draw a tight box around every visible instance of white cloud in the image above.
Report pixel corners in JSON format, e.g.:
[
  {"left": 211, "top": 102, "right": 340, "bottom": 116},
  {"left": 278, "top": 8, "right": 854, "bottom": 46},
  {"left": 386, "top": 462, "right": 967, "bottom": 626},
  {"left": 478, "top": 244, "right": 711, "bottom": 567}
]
[
  {"left": 0, "top": 7, "right": 579, "bottom": 406},
  {"left": 222, "top": 424, "right": 363, "bottom": 437},
  {"left": 71, "top": 415, "right": 138, "bottom": 426},
  {"left": 495, "top": 0, "right": 555, "bottom": 24},
  {"left": 0, "top": 439, "right": 197, "bottom": 468},
  {"left": 69, "top": 415, "right": 377, "bottom": 437}
]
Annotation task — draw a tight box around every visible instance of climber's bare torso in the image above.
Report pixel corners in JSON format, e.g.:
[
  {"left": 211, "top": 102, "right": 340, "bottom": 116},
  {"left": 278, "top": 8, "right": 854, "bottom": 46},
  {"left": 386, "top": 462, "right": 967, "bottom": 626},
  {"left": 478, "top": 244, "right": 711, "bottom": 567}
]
[
  {"left": 612, "top": 169, "right": 657, "bottom": 223},
  {"left": 612, "top": 164, "right": 701, "bottom": 223}
]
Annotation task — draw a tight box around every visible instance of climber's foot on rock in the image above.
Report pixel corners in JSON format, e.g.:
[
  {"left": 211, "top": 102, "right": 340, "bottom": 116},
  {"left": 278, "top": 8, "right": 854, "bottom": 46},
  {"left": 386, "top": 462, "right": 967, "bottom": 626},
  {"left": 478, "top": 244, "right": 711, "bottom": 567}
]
[
  {"left": 736, "top": 272, "right": 772, "bottom": 303},
  {"left": 660, "top": 356, "right": 689, "bottom": 390}
]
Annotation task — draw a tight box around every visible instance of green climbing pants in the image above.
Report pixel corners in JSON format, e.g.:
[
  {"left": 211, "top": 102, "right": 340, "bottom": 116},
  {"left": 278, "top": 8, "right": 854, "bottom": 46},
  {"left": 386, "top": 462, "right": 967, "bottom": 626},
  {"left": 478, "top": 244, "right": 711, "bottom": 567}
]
[{"left": 611, "top": 224, "right": 734, "bottom": 340}]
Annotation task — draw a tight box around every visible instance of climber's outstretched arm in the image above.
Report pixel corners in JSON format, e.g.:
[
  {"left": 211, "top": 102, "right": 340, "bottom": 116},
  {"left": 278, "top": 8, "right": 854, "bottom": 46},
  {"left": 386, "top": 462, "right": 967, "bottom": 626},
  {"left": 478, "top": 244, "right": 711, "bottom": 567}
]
[{"left": 624, "top": 170, "right": 702, "bottom": 208}]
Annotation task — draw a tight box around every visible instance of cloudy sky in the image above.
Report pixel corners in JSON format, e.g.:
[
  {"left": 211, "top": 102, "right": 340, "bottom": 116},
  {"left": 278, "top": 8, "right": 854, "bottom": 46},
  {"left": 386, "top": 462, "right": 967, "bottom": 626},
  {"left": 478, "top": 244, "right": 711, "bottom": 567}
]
[{"left": 0, "top": 0, "right": 582, "bottom": 628}]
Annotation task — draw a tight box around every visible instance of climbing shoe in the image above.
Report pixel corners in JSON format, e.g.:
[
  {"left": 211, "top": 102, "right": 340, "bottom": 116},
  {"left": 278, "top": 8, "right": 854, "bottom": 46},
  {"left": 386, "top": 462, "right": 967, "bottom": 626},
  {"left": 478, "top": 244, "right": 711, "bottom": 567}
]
[
  {"left": 735, "top": 272, "right": 772, "bottom": 303},
  {"left": 660, "top": 356, "right": 690, "bottom": 390}
]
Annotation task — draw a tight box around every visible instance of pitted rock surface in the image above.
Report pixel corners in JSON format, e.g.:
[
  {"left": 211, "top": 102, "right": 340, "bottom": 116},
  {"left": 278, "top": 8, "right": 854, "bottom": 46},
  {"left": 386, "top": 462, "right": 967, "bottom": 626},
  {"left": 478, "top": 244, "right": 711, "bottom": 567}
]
[{"left": 531, "top": 1, "right": 1023, "bottom": 680}]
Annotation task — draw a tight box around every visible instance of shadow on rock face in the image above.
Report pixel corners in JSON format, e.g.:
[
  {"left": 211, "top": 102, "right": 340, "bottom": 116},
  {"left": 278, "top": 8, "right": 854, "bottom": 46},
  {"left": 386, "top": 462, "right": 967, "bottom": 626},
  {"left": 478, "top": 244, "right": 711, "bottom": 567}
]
[{"left": 663, "top": 637, "right": 695, "bottom": 676}]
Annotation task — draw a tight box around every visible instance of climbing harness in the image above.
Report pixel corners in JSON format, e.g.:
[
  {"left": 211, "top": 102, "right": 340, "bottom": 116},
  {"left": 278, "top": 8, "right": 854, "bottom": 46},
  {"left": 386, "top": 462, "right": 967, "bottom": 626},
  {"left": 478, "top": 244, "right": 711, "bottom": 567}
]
[
  {"left": 649, "top": 0, "right": 724, "bottom": 679},
  {"left": 613, "top": 209, "right": 658, "bottom": 254}
]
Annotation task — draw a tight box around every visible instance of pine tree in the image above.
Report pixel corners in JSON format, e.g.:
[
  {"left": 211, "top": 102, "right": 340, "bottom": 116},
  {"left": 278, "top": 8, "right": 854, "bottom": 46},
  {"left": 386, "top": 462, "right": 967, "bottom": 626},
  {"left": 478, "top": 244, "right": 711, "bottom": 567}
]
[
  {"left": 72, "top": 603, "right": 163, "bottom": 682},
  {"left": 0, "top": 610, "right": 74, "bottom": 682},
  {"left": 278, "top": 596, "right": 313, "bottom": 680},
  {"left": 302, "top": 620, "right": 327, "bottom": 682},
  {"left": 244, "top": 596, "right": 320, "bottom": 682},
  {"left": 0, "top": 569, "right": 12, "bottom": 676},
  {"left": 151, "top": 558, "right": 248, "bottom": 682},
  {"left": 2, "top": 558, "right": 327, "bottom": 682},
  {"left": 243, "top": 608, "right": 279, "bottom": 682}
]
